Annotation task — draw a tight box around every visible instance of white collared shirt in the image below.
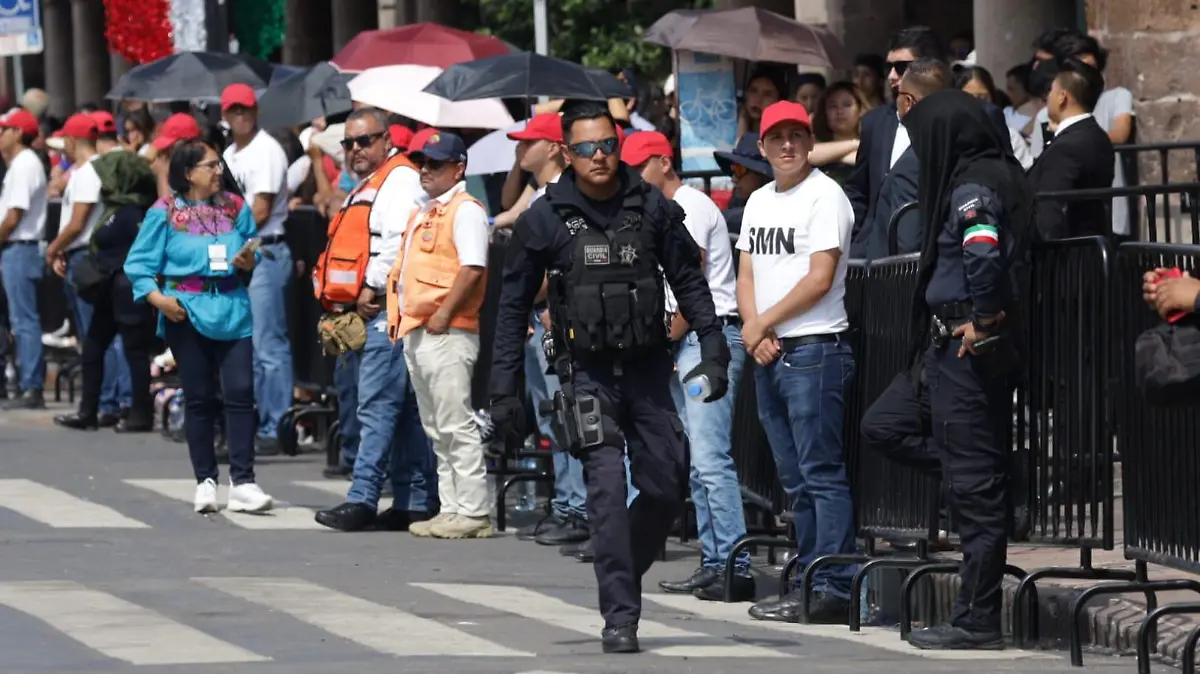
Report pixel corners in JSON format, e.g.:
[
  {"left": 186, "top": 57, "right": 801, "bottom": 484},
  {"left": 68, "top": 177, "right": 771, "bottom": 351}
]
[
  {"left": 1054, "top": 112, "right": 1093, "bottom": 137},
  {"left": 890, "top": 110, "right": 910, "bottom": 169},
  {"left": 1, "top": 148, "right": 47, "bottom": 242}
]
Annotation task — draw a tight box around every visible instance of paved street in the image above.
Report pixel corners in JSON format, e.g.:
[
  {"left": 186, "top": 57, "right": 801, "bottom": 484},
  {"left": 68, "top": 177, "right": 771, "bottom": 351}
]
[{"left": 0, "top": 407, "right": 1169, "bottom": 674}]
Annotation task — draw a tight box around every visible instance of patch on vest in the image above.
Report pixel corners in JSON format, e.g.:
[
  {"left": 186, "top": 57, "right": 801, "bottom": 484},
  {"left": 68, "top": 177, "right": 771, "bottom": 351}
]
[
  {"left": 584, "top": 244, "right": 610, "bottom": 266},
  {"left": 617, "top": 243, "right": 639, "bottom": 265},
  {"left": 565, "top": 217, "right": 588, "bottom": 235},
  {"left": 621, "top": 212, "right": 641, "bottom": 229}
]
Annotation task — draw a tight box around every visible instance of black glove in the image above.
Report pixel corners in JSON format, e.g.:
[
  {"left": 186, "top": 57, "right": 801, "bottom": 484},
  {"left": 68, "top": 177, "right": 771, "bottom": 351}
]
[
  {"left": 681, "top": 359, "right": 729, "bottom": 403},
  {"left": 488, "top": 395, "right": 526, "bottom": 457}
]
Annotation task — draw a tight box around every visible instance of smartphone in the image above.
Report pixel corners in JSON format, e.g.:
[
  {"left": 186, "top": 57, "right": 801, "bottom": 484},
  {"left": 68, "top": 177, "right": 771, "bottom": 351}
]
[
  {"left": 1158, "top": 267, "right": 1188, "bottom": 323},
  {"left": 240, "top": 238, "right": 276, "bottom": 260}
]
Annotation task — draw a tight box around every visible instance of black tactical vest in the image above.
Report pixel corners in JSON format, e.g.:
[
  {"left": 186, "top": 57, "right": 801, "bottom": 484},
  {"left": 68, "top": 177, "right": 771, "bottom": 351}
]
[{"left": 550, "top": 192, "right": 667, "bottom": 357}]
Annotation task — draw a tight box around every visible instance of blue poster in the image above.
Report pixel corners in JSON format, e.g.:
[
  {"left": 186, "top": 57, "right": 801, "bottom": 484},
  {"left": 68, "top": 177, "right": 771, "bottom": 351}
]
[
  {"left": 676, "top": 50, "right": 737, "bottom": 174},
  {"left": 0, "top": 0, "right": 42, "bottom": 56}
]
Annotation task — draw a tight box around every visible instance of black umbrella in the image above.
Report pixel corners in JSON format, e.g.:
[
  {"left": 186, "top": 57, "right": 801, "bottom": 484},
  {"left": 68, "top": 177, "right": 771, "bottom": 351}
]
[
  {"left": 105, "top": 51, "right": 271, "bottom": 103},
  {"left": 257, "top": 62, "right": 354, "bottom": 129},
  {"left": 422, "top": 53, "right": 631, "bottom": 102}
]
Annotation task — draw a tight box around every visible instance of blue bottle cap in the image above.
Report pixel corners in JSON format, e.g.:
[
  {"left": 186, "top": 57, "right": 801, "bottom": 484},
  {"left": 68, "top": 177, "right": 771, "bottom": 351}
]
[{"left": 686, "top": 382, "right": 704, "bottom": 397}]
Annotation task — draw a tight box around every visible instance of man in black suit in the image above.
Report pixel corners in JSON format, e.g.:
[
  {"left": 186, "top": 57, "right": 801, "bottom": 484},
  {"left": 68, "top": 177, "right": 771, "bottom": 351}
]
[
  {"left": 846, "top": 26, "right": 944, "bottom": 258},
  {"left": 1027, "top": 58, "right": 1115, "bottom": 240}
]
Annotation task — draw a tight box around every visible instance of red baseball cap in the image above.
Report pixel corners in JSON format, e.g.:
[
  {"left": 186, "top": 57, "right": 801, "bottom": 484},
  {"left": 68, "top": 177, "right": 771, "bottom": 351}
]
[
  {"left": 61, "top": 113, "right": 99, "bottom": 140},
  {"left": 151, "top": 113, "right": 202, "bottom": 150},
  {"left": 408, "top": 127, "right": 441, "bottom": 156},
  {"left": 89, "top": 111, "right": 117, "bottom": 135},
  {"left": 388, "top": 124, "right": 414, "bottom": 150},
  {"left": 0, "top": 108, "right": 39, "bottom": 136},
  {"left": 507, "top": 113, "right": 563, "bottom": 143},
  {"left": 759, "top": 101, "right": 812, "bottom": 136},
  {"left": 620, "top": 131, "right": 673, "bottom": 167},
  {"left": 220, "top": 83, "right": 257, "bottom": 111}
]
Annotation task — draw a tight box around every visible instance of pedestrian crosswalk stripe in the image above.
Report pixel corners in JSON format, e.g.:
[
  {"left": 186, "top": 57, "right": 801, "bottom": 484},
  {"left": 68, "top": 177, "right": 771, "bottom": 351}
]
[
  {"left": 644, "top": 594, "right": 1057, "bottom": 661},
  {"left": 124, "top": 479, "right": 325, "bottom": 530},
  {"left": 194, "top": 577, "right": 534, "bottom": 658},
  {"left": 292, "top": 480, "right": 353, "bottom": 498},
  {"left": 0, "top": 581, "right": 269, "bottom": 665},
  {"left": 0, "top": 479, "right": 150, "bottom": 529},
  {"left": 413, "top": 582, "right": 791, "bottom": 658}
]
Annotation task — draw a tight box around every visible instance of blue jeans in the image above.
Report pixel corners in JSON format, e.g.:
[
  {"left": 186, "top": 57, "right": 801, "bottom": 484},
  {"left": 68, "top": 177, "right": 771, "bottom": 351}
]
[
  {"left": 346, "top": 317, "right": 436, "bottom": 511},
  {"left": 671, "top": 325, "right": 750, "bottom": 571},
  {"left": 333, "top": 349, "right": 360, "bottom": 469},
  {"left": 1, "top": 244, "right": 44, "bottom": 393},
  {"left": 248, "top": 242, "right": 294, "bottom": 439},
  {"left": 526, "top": 312, "right": 587, "bottom": 520},
  {"left": 66, "top": 249, "right": 129, "bottom": 412},
  {"left": 755, "top": 339, "right": 857, "bottom": 599}
]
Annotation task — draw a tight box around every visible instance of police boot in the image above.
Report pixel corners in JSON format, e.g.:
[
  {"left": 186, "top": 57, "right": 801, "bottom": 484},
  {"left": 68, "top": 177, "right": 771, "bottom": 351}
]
[
  {"left": 601, "top": 623, "right": 639, "bottom": 653},
  {"left": 907, "top": 625, "right": 1004, "bottom": 650}
]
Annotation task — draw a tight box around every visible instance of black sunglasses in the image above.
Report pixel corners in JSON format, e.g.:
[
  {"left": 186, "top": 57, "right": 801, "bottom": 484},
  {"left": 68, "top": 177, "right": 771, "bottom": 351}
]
[
  {"left": 887, "top": 60, "right": 913, "bottom": 77},
  {"left": 568, "top": 137, "right": 619, "bottom": 158},
  {"left": 340, "top": 132, "right": 383, "bottom": 151}
]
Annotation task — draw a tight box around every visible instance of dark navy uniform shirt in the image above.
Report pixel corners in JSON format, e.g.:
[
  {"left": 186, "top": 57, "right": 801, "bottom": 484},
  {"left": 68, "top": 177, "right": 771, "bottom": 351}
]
[{"left": 924, "top": 182, "right": 1008, "bottom": 319}]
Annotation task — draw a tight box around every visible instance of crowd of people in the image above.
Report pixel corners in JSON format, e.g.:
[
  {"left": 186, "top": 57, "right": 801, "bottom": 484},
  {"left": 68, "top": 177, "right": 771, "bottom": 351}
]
[{"left": 0, "top": 20, "right": 1188, "bottom": 654}]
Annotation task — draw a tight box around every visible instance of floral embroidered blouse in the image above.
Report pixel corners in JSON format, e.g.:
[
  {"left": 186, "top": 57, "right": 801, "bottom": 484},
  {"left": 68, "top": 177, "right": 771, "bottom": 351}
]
[{"left": 123, "top": 191, "right": 260, "bottom": 341}]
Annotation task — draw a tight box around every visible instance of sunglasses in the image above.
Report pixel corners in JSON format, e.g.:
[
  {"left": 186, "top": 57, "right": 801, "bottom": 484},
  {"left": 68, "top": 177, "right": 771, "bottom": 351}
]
[
  {"left": 568, "top": 137, "right": 619, "bottom": 158},
  {"left": 420, "top": 158, "right": 450, "bottom": 171},
  {"left": 887, "top": 60, "right": 913, "bottom": 77},
  {"left": 340, "top": 132, "right": 383, "bottom": 151}
]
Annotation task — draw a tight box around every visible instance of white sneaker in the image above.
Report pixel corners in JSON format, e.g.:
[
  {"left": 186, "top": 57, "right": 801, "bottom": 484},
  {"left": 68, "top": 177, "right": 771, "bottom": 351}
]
[
  {"left": 227, "top": 482, "right": 274, "bottom": 513},
  {"left": 193, "top": 478, "right": 218, "bottom": 513}
]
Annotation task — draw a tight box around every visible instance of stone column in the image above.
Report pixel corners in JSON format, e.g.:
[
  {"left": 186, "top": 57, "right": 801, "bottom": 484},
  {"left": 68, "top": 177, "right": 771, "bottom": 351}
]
[
  {"left": 283, "top": 0, "right": 333, "bottom": 65},
  {"left": 109, "top": 53, "right": 131, "bottom": 94},
  {"left": 333, "top": 0, "right": 378, "bottom": 53},
  {"left": 43, "top": 0, "right": 75, "bottom": 117},
  {"left": 973, "top": 0, "right": 1076, "bottom": 78},
  {"left": 794, "top": 0, "right": 906, "bottom": 75},
  {"left": 70, "top": 0, "right": 109, "bottom": 107}
]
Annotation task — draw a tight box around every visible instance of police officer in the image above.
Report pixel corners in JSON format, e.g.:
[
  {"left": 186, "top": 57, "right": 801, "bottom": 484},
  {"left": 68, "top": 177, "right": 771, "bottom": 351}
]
[
  {"left": 488, "top": 100, "right": 731, "bottom": 654},
  {"left": 859, "top": 89, "right": 1031, "bottom": 650}
]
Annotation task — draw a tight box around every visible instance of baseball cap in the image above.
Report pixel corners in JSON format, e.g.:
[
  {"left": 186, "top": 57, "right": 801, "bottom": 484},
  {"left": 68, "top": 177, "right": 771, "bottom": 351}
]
[
  {"left": 388, "top": 124, "right": 414, "bottom": 150},
  {"left": 759, "top": 101, "right": 812, "bottom": 136},
  {"left": 89, "top": 111, "right": 117, "bottom": 135},
  {"left": 61, "top": 113, "right": 99, "bottom": 140},
  {"left": 151, "top": 113, "right": 202, "bottom": 150},
  {"left": 221, "top": 83, "right": 257, "bottom": 111},
  {"left": 420, "top": 131, "right": 468, "bottom": 164},
  {"left": 0, "top": 108, "right": 39, "bottom": 136},
  {"left": 407, "top": 127, "right": 441, "bottom": 157},
  {"left": 620, "top": 130, "right": 673, "bottom": 166},
  {"left": 507, "top": 113, "right": 563, "bottom": 143}
]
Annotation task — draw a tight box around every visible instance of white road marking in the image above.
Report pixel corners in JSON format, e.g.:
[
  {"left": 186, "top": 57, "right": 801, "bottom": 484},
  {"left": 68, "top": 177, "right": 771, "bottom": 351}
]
[
  {"left": 0, "top": 479, "right": 149, "bottom": 528},
  {"left": 291, "top": 480, "right": 355, "bottom": 498},
  {"left": 124, "top": 479, "right": 324, "bottom": 530}
]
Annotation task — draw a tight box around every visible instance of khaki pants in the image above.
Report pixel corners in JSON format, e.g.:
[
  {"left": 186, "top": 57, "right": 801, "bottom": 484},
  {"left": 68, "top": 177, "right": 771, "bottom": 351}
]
[{"left": 403, "top": 327, "right": 489, "bottom": 518}]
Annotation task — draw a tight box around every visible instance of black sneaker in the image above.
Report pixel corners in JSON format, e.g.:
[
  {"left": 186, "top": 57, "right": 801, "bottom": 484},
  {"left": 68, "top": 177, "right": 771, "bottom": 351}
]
[
  {"left": 534, "top": 515, "right": 589, "bottom": 546},
  {"left": 908, "top": 624, "right": 1005, "bottom": 650},
  {"left": 659, "top": 567, "right": 718, "bottom": 594},
  {"left": 807, "top": 591, "right": 851, "bottom": 625}
]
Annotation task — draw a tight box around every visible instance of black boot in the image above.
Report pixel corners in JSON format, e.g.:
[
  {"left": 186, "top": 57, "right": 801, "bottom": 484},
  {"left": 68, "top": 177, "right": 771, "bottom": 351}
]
[
  {"left": 658, "top": 567, "right": 718, "bottom": 594},
  {"left": 601, "top": 623, "right": 639, "bottom": 653},
  {"left": 693, "top": 572, "right": 755, "bottom": 602},
  {"left": 54, "top": 413, "right": 99, "bottom": 431}
]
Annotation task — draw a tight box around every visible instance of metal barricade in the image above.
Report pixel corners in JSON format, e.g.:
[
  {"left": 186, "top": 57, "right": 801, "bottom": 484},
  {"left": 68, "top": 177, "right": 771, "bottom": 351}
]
[{"left": 1036, "top": 182, "right": 1200, "bottom": 244}]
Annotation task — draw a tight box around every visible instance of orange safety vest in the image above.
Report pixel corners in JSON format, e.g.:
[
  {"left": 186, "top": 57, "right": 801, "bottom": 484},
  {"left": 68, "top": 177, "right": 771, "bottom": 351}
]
[
  {"left": 386, "top": 190, "right": 488, "bottom": 341},
  {"left": 312, "top": 151, "right": 418, "bottom": 311}
]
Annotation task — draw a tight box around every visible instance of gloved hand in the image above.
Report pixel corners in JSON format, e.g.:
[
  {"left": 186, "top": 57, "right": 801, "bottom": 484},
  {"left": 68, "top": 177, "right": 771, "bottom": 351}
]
[
  {"left": 488, "top": 395, "right": 526, "bottom": 456},
  {"left": 681, "top": 359, "right": 729, "bottom": 403}
]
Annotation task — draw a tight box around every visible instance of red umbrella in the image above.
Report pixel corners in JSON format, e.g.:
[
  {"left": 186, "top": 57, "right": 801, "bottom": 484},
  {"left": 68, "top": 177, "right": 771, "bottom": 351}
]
[{"left": 331, "top": 23, "right": 511, "bottom": 72}]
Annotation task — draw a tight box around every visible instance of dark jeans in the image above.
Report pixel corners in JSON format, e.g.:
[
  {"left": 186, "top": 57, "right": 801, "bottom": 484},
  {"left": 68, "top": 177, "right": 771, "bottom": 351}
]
[
  {"left": 164, "top": 318, "right": 256, "bottom": 485},
  {"left": 79, "top": 272, "right": 154, "bottom": 423}
]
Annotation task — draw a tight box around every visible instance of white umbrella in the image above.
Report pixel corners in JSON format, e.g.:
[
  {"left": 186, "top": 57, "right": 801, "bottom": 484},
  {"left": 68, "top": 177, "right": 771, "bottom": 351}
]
[
  {"left": 347, "top": 64, "right": 514, "bottom": 130},
  {"left": 466, "top": 120, "right": 526, "bottom": 177}
]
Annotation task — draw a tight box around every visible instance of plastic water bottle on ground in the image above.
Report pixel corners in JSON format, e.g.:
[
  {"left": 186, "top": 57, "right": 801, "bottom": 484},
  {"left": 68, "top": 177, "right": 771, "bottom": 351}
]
[
  {"left": 684, "top": 374, "right": 711, "bottom": 400},
  {"left": 514, "top": 436, "right": 540, "bottom": 512}
]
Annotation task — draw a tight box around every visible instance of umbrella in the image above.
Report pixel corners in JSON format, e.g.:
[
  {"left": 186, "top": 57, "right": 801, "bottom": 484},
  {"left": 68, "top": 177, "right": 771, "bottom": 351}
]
[
  {"left": 643, "top": 7, "right": 848, "bottom": 69},
  {"left": 466, "top": 120, "right": 526, "bottom": 176},
  {"left": 331, "top": 22, "right": 511, "bottom": 72},
  {"left": 258, "top": 62, "right": 354, "bottom": 129},
  {"left": 347, "top": 65, "right": 514, "bottom": 130},
  {"left": 423, "top": 53, "right": 631, "bottom": 102},
  {"left": 106, "top": 51, "right": 270, "bottom": 102}
]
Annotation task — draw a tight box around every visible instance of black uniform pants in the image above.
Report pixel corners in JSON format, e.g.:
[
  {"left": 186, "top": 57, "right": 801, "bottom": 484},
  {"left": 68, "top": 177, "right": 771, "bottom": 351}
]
[
  {"left": 860, "top": 341, "right": 1012, "bottom": 632},
  {"left": 79, "top": 272, "right": 156, "bottom": 424},
  {"left": 574, "top": 351, "right": 689, "bottom": 628}
]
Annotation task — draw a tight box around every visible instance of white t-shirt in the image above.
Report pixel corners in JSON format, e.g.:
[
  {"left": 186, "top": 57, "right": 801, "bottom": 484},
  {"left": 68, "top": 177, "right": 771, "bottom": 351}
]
[
  {"left": 1, "top": 148, "right": 47, "bottom": 242},
  {"left": 60, "top": 156, "right": 104, "bottom": 252},
  {"left": 364, "top": 163, "right": 423, "bottom": 290},
  {"left": 396, "top": 181, "right": 491, "bottom": 313},
  {"left": 735, "top": 169, "right": 853, "bottom": 339},
  {"left": 530, "top": 170, "right": 562, "bottom": 205},
  {"left": 665, "top": 184, "right": 737, "bottom": 317},
  {"left": 223, "top": 129, "right": 290, "bottom": 238}
]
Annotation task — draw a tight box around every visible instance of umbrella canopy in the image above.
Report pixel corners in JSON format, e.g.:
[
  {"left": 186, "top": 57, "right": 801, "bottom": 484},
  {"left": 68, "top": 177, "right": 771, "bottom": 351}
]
[
  {"left": 106, "top": 51, "right": 271, "bottom": 102},
  {"left": 423, "top": 53, "right": 631, "bottom": 102},
  {"left": 331, "top": 22, "right": 511, "bottom": 72},
  {"left": 348, "top": 65, "right": 514, "bottom": 131},
  {"left": 466, "top": 120, "right": 525, "bottom": 176},
  {"left": 644, "top": 7, "right": 848, "bottom": 69},
  {"left": 258, "top": 62, "right": 354, "bottom": 129}
]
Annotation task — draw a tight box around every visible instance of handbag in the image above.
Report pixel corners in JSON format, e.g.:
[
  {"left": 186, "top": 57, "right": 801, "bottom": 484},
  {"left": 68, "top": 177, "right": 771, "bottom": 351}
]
[
  {"left": 1135, "top": 317, "right": 1200, "bottom": 405},
  {"left": 70, "top": 251, "right": 115, "bottom": 304}
]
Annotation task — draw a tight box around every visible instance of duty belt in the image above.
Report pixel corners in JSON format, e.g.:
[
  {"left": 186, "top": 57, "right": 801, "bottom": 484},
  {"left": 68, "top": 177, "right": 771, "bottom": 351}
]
[{"left": 933, "top": 300, "right": 973, "bottom": 321}]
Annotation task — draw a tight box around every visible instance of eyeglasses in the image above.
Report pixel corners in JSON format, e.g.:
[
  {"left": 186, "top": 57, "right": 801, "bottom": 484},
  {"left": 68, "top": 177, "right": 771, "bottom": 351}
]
[
  {"left": 340, "top": 132, "right": 383, "bottom": 151},
  {"left": 887, "top": 60, "right": 913, "bottom": 77},
  {"left": 193, "top": 160, "right": 221, "bottom": 172},
  {"left": 567, "top": 137, "right": 619, "bottom": 158}
]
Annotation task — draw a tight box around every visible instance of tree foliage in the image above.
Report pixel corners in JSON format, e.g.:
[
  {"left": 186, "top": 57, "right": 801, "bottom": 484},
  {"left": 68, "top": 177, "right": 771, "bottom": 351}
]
[{"left": 459, "top": 0, "right": 714, "bottom": 82}]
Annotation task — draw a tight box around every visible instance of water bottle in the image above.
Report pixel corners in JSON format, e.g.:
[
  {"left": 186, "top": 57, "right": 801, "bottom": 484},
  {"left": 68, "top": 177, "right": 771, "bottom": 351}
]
[
  {"left": 514, "top": 436, "right": 540, "bottom": 512},
  {"left": 684, "top": 374, "right": 711, "bottom": 401},
  {"left": 167, "top": 391, "right": 186, "bottom": 442}
]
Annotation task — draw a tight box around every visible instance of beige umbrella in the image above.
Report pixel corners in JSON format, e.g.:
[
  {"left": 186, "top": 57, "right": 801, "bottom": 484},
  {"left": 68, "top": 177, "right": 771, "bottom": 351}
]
[{"left": 644, "top": 6, "right": 848, "bottom": 69}]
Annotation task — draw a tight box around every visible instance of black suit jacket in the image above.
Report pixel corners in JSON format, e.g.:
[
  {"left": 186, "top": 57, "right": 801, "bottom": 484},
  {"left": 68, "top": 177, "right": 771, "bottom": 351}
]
[
  {"left": 846, "top": 103, "right": 905, "bottom": 257},
  {"left": 1027, "top": 116, "right": 1115, "bottom": 240}
]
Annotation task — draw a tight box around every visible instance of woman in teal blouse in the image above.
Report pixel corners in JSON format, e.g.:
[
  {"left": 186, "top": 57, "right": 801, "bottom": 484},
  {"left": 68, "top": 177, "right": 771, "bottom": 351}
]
[{"left": 124, "top": 139, "right": 275, "bottom": 516}]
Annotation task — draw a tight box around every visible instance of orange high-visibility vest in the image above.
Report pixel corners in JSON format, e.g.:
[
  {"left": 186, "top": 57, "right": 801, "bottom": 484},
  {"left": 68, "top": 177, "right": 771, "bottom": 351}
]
[
  {"left": 386, "top": 190, "right": 487, "bottom": 341},
  {"left": 312, "top": 151, "right": 418, "bottom": 310}
]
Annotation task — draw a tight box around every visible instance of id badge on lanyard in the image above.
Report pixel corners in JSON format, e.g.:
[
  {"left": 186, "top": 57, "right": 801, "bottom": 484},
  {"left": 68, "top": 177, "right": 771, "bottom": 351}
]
[{"left": 208, "top": 244, "right": 229, "bottom": 273}]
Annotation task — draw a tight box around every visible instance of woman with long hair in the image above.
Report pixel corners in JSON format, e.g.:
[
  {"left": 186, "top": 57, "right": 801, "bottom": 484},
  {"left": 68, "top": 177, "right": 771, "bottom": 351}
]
[
  {"left": 810, "top": 81, "right": 869, "bottom": 184},
  {"left": 123, "top": 139, "right": 274, "bottom": 514}
]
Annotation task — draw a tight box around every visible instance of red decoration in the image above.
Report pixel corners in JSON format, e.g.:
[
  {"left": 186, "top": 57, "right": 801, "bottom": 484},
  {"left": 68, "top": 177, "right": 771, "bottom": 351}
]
[{"left": 103, "top": 0, "right": 175, "bottom": 65}]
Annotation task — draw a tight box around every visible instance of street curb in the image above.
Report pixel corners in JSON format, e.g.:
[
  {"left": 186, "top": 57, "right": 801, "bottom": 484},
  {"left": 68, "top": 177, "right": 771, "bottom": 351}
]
[{"left": 927, "top": 573, "right": 1200, "bottom": 669}]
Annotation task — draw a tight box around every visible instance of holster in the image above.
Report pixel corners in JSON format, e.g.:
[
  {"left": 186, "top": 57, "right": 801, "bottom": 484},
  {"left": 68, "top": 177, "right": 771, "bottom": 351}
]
[{"left": 538, "top": 390, "right": 604, "bottom": 459}]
